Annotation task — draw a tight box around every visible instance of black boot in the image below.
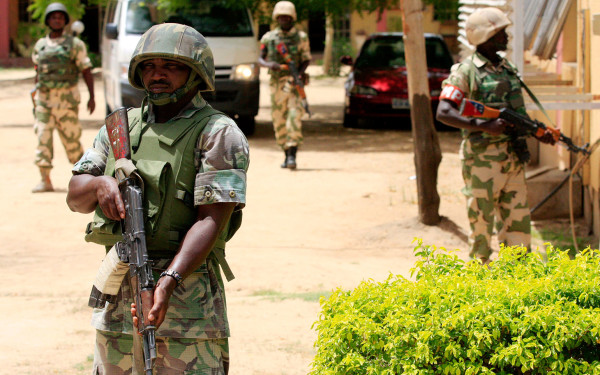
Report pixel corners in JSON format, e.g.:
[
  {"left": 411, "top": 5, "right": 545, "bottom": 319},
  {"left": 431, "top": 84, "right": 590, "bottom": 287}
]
[
  {"left": 280, "top": 149, "right": 289, "bottom": 168},
  {"left": 286, "top": 146, "right": 297, "bottom": 169}
]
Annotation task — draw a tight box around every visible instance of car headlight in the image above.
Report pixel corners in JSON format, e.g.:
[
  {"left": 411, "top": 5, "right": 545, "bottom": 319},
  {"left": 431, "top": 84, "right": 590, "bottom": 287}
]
[
  {"left": 350, "top": 85, "right": 378, "bottom": 96},
  {"left": 231, "top": 63, "right": 259, "bottom": 81}
]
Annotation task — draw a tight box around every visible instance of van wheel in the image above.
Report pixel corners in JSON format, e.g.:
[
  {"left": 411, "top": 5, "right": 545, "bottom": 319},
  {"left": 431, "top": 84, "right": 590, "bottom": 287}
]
[{"left": 237, "top": 116, "right": 255, "bottom": 136}]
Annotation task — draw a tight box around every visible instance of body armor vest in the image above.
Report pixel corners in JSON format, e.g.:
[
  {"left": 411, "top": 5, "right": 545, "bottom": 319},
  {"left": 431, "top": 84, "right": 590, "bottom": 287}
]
[
  {"left": 36, "top": 36, "right": 79, "bottom": 90},
  {"left": 267, "top": 29, "right": 303, "bottom": 79},
  {"left": 85, "top": 105, "right": 238, "bottom": 260}
]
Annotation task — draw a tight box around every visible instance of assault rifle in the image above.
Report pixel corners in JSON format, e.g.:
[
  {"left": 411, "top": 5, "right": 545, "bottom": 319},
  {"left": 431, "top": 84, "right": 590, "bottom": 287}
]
[
  {"left": 275, "top": 42, "right": 311, "bottom": 117},
  {"left": 460, "top": 98, "right": 589, "bottom": 155},
  {"left": 105, "top": 107, "right": 157, "bottom": 375}
]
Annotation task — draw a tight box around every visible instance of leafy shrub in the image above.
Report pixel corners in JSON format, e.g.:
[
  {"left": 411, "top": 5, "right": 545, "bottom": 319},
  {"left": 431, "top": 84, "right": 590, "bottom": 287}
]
[{"left": 311, "top": 240, "right": 600, "bottom": 374}]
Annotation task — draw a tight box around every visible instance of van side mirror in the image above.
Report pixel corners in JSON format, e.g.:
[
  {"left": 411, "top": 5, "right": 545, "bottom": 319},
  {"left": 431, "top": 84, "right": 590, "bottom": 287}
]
[
  {"left": 340, "top": 55, "right": 353, "bottom": 66},
  {"left": 105, "top": 23, "right": 119, "bottom": 40}
]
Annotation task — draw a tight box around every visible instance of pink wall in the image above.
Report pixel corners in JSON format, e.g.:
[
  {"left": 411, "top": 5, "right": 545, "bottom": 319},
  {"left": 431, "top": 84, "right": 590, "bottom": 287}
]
[
  {"left": 0, "top": 0, "right": 10, "bottom": 59},
  {"left": 377, "top": 9, "right": 387, "bottom": 32}
]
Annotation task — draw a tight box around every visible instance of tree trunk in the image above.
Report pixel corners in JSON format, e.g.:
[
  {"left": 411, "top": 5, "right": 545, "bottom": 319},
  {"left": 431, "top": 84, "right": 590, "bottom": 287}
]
[
  {"left": 322, "top": 13, "right": 334, "bottom": 75},
  {"left": 400, "top": 0, "right": 442, "bottom": 225}
]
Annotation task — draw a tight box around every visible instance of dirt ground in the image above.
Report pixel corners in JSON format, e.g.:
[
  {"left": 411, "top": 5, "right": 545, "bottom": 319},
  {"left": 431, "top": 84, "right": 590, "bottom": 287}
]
[{"left": 0, "top": 67, "right": 593, "bottom": 375}]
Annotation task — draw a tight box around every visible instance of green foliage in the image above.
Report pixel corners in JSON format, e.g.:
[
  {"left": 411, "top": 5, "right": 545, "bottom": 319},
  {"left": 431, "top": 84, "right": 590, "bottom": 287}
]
[
  {"left": 16, "top": 23, "right": 46, "bottom": 57},
  {"left": 423, "top": 0, "right": 459, "bottom": 21},
  {"left": 326, "top": 37, "right": 353, "bottom": 76},
  {"left": 311, "top": 239, "right": 600, "bottom": 374}
]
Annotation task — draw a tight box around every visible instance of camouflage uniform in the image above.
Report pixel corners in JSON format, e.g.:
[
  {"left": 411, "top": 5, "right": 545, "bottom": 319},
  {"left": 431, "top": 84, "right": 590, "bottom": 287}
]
[
  {"left": 32, "top": 32, "right": 91, "bottom": 168},
  {"left": 260, "top": 26, "right": 311, "bottom": 149},
  {"left": 73, "top": 93, "right": 249, "bottom": 374},
  {"left": 442, "top": 51, "right": 530, "bottom": 259}
]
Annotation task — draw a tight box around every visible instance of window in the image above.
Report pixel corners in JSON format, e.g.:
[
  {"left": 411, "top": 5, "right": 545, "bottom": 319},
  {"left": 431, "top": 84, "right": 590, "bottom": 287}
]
[{"left": 125, "top": 0, "right": 253, "bottom": 37}]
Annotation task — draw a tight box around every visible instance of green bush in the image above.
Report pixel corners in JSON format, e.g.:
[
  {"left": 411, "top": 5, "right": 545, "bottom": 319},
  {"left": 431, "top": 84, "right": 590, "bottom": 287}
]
[{"left": 311, "top": 240, "right": 600, "bottom": 374}]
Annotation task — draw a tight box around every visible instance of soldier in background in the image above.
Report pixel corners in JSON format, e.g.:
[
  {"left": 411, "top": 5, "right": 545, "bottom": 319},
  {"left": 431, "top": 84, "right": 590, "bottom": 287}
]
[
  {"left": 436, "top": 7, "right": 555, "bottom": 264},
  {"left": 259, "top": 1, "right": 311, "bottom": 169},
  {"left": 31, "top": 2, "right": 95, "bottom": 193},
  {"left": 66, "top": 23, "right": 249, "bottom": 374}
]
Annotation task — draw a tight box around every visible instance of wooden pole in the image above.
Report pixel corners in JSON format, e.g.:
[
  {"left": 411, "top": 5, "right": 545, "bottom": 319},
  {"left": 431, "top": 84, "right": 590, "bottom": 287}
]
[{"left": 400, "top": 0, "right": 442, "bottom": 225}]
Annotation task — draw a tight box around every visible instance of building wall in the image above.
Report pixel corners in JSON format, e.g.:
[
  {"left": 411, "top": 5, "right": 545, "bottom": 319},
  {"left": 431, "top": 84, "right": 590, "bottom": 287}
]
[{"left": 349, "top": 5, "right": 459, "bottom": 56}]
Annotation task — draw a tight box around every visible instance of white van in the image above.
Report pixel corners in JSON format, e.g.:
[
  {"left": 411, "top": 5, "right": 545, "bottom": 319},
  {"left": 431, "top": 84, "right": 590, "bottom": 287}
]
[{"left": 101, "top": 0, "right": 260, "bottom": 135}]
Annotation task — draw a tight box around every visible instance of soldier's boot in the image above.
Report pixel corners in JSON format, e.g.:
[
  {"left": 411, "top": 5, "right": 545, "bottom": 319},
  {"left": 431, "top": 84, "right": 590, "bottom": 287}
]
[
  {"left": 32, "top": 167, "right": 54, "bottom": 193},
  {"left": 280, "top": 149, "right": 289, "bottom": 168},
  {"left": 286, "top": 146, "right": 297, "bottom": 170}
]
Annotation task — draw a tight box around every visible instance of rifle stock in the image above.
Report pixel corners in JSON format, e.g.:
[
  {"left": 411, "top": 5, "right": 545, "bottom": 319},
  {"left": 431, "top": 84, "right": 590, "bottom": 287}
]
[
  {"left": 460, "top": 99, "right": 589, "bottom": 155},
  {"left": 105, "top": 108, "right": 157, "bottom": 375}
]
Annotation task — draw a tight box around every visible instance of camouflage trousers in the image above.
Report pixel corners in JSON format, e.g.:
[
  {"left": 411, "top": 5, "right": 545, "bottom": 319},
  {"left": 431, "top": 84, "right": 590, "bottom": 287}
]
[
  {"left": 461, "top": 139, "right": 531, "bottom": 259},
  {"left": 93, "top": 330, "right": 229, "bottom": 375},
  {"left": 269, "top": 76, "right": 304, "bottom": 150},
  {"left": 33, "top": 86, "right": 83, "bottom": 168}
]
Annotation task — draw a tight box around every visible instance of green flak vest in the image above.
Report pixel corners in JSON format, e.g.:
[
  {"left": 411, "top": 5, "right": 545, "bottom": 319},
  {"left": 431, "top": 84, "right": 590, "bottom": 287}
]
[
  {"left": 267, "top": 30, "right": 303, "bottom": 79},
  {"left": 36, "top": 36, "right": 79, "bottom": 90},
  {"left": 84, "top": 105, "right": 241, "bottom": 279}
]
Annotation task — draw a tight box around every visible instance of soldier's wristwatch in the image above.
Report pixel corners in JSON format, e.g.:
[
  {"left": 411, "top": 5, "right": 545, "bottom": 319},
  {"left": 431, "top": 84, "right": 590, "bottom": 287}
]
[{"left": 159, "top": 269, "right": 183, "bottom": 287}]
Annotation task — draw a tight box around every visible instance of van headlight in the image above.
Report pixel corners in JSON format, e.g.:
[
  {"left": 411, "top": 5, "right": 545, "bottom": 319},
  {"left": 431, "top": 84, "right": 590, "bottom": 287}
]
[{"left": 231, "top": 63, "right": 258, "bottom": 81}]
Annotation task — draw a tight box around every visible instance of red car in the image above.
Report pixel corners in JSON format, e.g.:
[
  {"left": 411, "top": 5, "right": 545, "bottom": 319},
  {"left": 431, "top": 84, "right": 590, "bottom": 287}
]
[{"left": 341, "top": 32, "right": 454, "bottom": 128}]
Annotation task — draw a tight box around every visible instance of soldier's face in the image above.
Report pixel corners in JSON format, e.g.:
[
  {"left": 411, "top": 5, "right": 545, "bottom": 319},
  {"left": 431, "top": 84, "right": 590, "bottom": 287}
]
[
  {"left": 277, "top": 15, "right": 293, "bottom": 31},
  {"left": 47, "top": 12, "right": 67, "bottom": 31},
  {"left": 489, "top": 28, "right": 508, "bottom": 51},
  {"left": 140, "top": 58, "right": 191, "bottom": 94}
]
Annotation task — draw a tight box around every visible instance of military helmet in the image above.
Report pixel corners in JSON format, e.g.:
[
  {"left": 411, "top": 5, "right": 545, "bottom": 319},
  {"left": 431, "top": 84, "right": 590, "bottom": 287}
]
[
  {"left": 44, "top": 2, "right": 70, "bottom": 26},
  {"left": 272, "top": 1, "right": 297, "bottom": 21},
  {"left": 465, "top": 7, "right": 511, "bottom": 46},
  {"left": 128, "top": 23, "right": 215, "bottom": 104}
]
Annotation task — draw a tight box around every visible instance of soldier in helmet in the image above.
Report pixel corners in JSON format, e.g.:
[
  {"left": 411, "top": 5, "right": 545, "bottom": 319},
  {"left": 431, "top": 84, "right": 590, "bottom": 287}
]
[
  {"left": 66, "top": 23, "right": 249, "bottom": 374},
  {"left": 31, "top": 2, "right": 95, "bottom": 192},
  {"left": 259, "top": 0, "right": 311, "bottom": 169},
  {"left": 436, "top": 7, "right": 555, "bottom": 264}
]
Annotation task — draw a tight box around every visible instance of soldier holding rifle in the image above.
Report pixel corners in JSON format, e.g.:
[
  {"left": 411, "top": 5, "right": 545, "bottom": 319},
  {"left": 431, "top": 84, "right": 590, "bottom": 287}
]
[
  {"left": 435, "top": 7, "right": 555, "bottom": 264},
  {"left": 66, "top": 23, "right": 249, "bottom": 374},
  {"left": 259, "top": 1, "right": 312, "bottom": 169},
  {"left": 32, "top": 2, "right": 95, "bottom": 192}
]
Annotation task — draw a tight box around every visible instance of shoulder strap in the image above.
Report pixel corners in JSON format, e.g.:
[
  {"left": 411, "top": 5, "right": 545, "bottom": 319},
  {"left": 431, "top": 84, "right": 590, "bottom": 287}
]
[{"left": 517, "top": 76, "right": 556, "bottom": 126}]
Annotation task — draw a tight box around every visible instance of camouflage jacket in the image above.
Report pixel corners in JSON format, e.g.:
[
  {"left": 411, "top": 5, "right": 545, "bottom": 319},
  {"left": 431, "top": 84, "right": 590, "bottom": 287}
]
[
  {"left": 73, "top": 93, "right": 249, "bottom": 338},
  {"left": 442, "top": 51, "right": 526, "bottom": 143},
  {"left": 260, "top": 26, "right": 311, "bottom": 79}
]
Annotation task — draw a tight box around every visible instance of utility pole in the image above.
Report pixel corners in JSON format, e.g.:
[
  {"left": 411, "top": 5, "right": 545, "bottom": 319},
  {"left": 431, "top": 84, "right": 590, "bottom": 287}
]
[{"left": 400, "top": 0, "right": 442, "bottom": 225}]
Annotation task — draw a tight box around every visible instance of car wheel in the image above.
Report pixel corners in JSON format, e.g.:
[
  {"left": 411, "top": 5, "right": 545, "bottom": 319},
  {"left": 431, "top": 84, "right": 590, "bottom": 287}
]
[
  {"left": 343, "top": 113, "right": 359, "bottom": 128},
  {"left": 237, "top": 116, "right": 256, "bottom": 136}
]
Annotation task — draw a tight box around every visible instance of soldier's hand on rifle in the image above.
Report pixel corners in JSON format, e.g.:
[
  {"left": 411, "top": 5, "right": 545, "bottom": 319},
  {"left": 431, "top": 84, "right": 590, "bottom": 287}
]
[
  {"left": 131, "top": 276, "right": 175, "bottom": 330},
  {"left": 96, "top": 176, "right": 126, "bottom": 220},
  {"left": 535, "top": 128, "right": 557, "bottom": 145},
  {"left": 482, "top": 118, "right": 509, "bottom": 136}
]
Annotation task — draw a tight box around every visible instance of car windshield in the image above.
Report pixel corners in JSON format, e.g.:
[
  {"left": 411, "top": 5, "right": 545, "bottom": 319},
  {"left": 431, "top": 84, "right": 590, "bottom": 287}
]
[
  {"left": 355, "top": 35, "right": 453, "bottom": 70},
  {"left": 125, "top": 0, "right": 253, "bottom": 37}
]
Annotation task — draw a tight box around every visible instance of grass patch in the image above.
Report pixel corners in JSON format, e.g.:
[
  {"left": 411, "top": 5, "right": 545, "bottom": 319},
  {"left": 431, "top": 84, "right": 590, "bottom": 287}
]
[
  {"left": 251, "top": 289, "right": 331, "bottom": 302},
  {"left": 533, "top": 225, "right": 596, "bottom": 257}
]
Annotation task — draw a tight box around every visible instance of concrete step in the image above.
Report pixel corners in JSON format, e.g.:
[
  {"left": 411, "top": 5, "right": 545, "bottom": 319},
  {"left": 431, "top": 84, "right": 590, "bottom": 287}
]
[{"left": 527, "top": 168, "right": 582, "bottom": 220}]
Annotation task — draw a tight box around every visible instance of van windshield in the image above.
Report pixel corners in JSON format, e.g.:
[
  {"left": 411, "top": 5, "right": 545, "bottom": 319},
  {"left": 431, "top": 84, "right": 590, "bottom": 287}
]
[{"left": 125, "top": 0, "right": 253, "bottom": 37}]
